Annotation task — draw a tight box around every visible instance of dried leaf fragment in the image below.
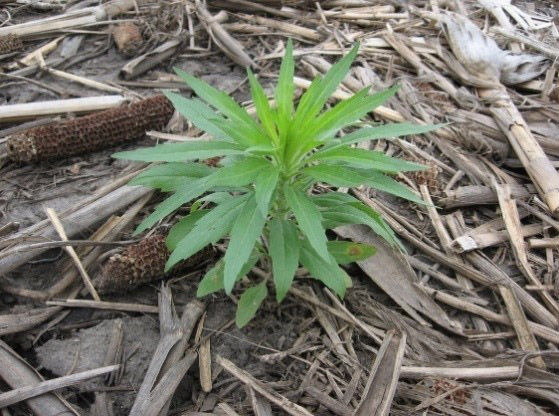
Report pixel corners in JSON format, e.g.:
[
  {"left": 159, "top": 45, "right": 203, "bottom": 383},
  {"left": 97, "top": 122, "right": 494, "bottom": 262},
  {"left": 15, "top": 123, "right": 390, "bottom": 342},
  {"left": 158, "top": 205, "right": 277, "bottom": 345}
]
[{"left": 113, "top": 22, "right": 143, "bottom": 57}]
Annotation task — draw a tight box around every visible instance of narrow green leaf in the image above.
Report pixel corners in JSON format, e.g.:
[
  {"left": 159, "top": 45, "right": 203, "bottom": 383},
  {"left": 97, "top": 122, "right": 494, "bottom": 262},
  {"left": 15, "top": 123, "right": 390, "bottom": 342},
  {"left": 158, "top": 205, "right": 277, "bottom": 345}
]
[
  {"left": 197, "top": 250, "right": 260, "bottom": 297},
  {"left": 353, "top": 203, "right": 404, "bottom": 251},
  {"left": 135, "top": 178, "right": 212, "bottom": 234},
  {"left": 194, "top": 191, "right": 234, "bottom": 206},
  {"left": 283, "top": 77, "right": 322, "bottom": 163},
  {"left": 302, "top": 85, "right": 399, "bottom": 146},
  {"left": 275, "top": 39, "right": 294, "bottom": 121},
  {"left": 209, "top": 157, "right": 270, "bottom": 187},
  {"left": 311, "top": 192, "right": 358, "bottom": 207},
  {"left": 236, "top": 281, "right": 268, "bottom": 328},
  {"left": 247, "top": 69, "right": 277, "bottom": 143},
  {"left": 327, "top": 240, "right": 376, "bottom": 264},
  {"left": 223, "top": 195, "right": 267, "bottom": 294},
  {"left": 174, "top": 67, "right": 257, "bottom": 128},
  {"left": 254, "top": 165, "right": 279, "bottom": 215},
  {"left": 166, "top": 209, "right": 209, "bottom": 251},
  {"left": 322, "top": 123, "right": 446, "bottom": 152},
  {"left": 362, "top": 170, "right": 425, "bottom": 205},
  {"left": 304, "top": 87, "right": 371, "bottom": 142},
  {"left": 294, "top": 43, "right": 360, "bottom": 127},
  {"left": 245, "top": 144, "right": 276, "bottom": 155},
  {"left": 303, "top": 164, "right": 425, "bottom": 205},
  {"left": 290, "top": 86, "right": 380, "bottom": 160},
  {"left": 163, "top": 91, "right": 241, "bottom": 143},
  {"left": 302, "top": 164, "right": 364, "bottom": 187},
  {"left": 113, "top": 140, "right": 244, "bottom": 162},
  {"left": 211, "top": 117, "right": 270, "bottom": 148},
  {"left": 130, "top": 176, "right": 190, "bottom": 193},
  {"left": 320, "top": 202, "right": 401, "bottom": 249},
  {"left": 300, "top": 241, "right": 348, "bottom": 298},
  {"left": 197, "top": 259, "right": 225, "bottom": 298},
  {"left": 165, "top": 194, "right": 249, "bottom": 269},
  {"left": 283, "top": 184, "right": 330, "bottom": 261},
  {"left": 132, "top": 162, "right": 213, "bottom": 181},
  {"left": 130, "top": 163, "right": 214, "bottom": 191},
  {"left": 269, "top": 219, "right": 300, "bottom": 302},
  {"left": 301, "top": 86, "right": 399, "bottom": 154},
  {"left": 308, "top": 147, "right": 427, "bottom": 172}
]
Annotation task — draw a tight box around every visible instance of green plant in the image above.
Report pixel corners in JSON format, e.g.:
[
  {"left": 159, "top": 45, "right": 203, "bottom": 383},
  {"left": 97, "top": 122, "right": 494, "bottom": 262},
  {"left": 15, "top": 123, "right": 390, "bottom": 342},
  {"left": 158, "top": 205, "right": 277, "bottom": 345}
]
[{"left": 114, "top": 41, "right": 441, "bottom": 327}]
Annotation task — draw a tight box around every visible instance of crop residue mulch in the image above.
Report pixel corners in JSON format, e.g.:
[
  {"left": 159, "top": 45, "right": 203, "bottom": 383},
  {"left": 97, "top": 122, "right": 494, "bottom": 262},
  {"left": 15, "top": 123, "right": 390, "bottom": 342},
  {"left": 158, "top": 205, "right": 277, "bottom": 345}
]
[{"left": 1, "top": 0, "right": 559, "bottom": 415}]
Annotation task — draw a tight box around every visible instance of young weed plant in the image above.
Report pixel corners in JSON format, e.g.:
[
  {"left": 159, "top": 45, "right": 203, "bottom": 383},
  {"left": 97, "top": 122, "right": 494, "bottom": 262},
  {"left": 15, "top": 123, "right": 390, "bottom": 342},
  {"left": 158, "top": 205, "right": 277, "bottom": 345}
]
[{"left": 114, "top": 41, "right": 441, "bottom": 327}]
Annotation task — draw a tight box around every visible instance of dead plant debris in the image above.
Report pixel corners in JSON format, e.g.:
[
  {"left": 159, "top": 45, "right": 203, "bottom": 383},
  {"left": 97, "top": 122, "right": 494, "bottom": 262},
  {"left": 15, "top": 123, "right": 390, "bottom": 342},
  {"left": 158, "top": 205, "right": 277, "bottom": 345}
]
[{"left": 1, "top": 0, "right": 559, "bottom": 415}]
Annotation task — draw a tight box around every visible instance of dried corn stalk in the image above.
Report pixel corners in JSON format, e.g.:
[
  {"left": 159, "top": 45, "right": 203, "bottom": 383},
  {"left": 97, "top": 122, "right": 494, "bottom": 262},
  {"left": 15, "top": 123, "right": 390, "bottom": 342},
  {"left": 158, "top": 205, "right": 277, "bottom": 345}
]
[
  {"left": 95, "top": 233, "right": 213, "bottom": 293},
  {"left": 0, "top": 0, "right": 136, "bottom": 38},
  {"left": 438, "top": 12, "right": 559, "bottom": 215},
  {"left": 7, "top": 95, "right": 174, "bottom": 163},
  {"left": 0, "top": 34, "right": 23, "bottom": 54}
]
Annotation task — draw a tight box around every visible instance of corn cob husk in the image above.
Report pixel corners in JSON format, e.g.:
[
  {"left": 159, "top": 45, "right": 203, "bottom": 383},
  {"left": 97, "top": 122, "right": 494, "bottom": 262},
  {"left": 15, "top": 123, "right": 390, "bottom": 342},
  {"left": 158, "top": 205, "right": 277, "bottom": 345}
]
[
  {"left": 95, "top": 234, "right": 214, "bottom": 294},
  {"left": 7, "top": 95, "right": 174, "bottom": 163},
  {"left": 0, "top": 34, "right": 23, "bottom": 54}
]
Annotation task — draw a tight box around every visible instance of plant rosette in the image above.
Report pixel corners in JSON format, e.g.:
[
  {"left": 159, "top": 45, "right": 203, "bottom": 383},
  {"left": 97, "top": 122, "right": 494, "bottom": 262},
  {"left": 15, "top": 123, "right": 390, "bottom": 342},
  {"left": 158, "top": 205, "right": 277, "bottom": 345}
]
[{"left": 114, "top": 40, "right": 441, "bottom": 327}]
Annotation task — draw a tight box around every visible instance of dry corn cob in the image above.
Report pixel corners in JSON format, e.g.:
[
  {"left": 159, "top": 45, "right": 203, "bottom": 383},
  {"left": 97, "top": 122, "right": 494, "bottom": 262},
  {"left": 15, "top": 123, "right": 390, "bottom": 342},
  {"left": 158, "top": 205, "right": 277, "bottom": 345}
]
[
  {"left": 7, "top": 95, "right": 174, "bottom": 163},
  {"left": 0, "top": 34, "right": 23, "bottom": 54},
  {"left": 95, "top": 233, "right": 213, "bottom": 294}
]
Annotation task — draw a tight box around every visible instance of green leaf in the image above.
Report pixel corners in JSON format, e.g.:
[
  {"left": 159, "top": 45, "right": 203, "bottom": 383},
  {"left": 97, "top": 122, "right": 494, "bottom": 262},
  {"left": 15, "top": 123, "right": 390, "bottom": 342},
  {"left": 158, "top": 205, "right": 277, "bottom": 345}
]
[
  {"left": 323, "top": 123, "right": 446, "bottom": 151},
  {"left": 247, "top": 69, "right": 277, "bottom": 143},
  {"left": 302, "top": 164, "right": 364, "bottom": 187},
  {"left": 294, "top": 43, "right": 360, "bottom": 127},
  {"left": 307, "top": 85, "right": 400, "bottom": 144},
  {"left": 285, "top": 44, "right": 360, "bottom": 163},
  {"left": 163, "top": 92, "right": 241, "bottom": 143},
  {"left": 197, "top": 250, "right": 260, "bottom": 297},
  {"left": 303, "top": 87, "right": 370, "bottom": 141},
  {"left": 268, "top": 219, "right": 300, "bottom": 302},
  {"left": 303, "top": 164, "right": 425, "bottom": 205},
  {"left": 275, "top": 39, "right": 294, "bottom": 122},
  {"left": 282, "top": 76, "right": 322, "bottom": 163},
  {"left": 283, "top": 184, "right": 330, "bottom": 261},
  {"left": 361, "top": 170, "right": 425, "bottom": 205},
  {"left": 300, "top": 241, "right": 348, "bottom": 297},
  {"left": 171, "top": 72, "right": 270, "bottom": 147},
  {"left": 165, "top": 193, "right": 250, "bottom": 269},
  {"left": 254, "top": 165, "right": 279, "bottom": 215},
  {"left": 192, "top": 191, "right": 234, "bottom": 208},
  {"left": 236, "top": 281, "right": 268, "bottom": 328},
  {"left": 311, "top": 192, "right": 357, "bottom": 208},
  {"left": 307, "top": 147, "right": 427, "bottom": 173},
  {"left": 320, "top": 202, "right": 401, "bottom": 249},
  {"left": 135, "top": 178, "right": 212, "bottom": 234},
  {"left": 223, "top": 195, "right": 267, "bottom": 294},
  {"left": 174, "top": 67, "right": 257, "bottom": 128},
  {"left": 327, "top": 240, "right": 376, "bottom": 264},
  {"left": 211, "top": 117, "right": 270, "bottom": 149},
  {"left": 166, "top": 209, "right": 209, "bottom": 251},
  {"left": 130, "top": 163, "right": 214, "bottom": 191},
  {"left": 197, "top": 259, "right": 225, "bottom": 297},
  {"left": 245, "top": 144, "right": 276, "bottom": 155},
  {"left": 113, "top": 140, "right": 244, "bottom": 162},
  {"left": 209, "top": 157, "right": 270, "bottom": 188}
]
